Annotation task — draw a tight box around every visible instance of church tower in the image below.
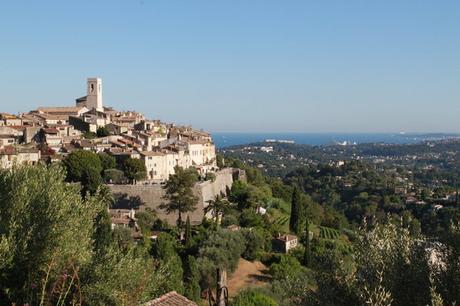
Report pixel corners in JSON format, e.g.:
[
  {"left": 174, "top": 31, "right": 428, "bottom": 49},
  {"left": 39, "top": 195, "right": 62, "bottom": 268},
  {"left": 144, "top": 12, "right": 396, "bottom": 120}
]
[{"left": 86, "top": 78, "right": 103, "bottom": 111}]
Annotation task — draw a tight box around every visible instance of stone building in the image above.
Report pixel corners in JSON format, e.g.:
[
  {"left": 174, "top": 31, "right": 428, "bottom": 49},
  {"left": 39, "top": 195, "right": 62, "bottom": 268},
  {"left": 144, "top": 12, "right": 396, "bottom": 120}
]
[
  {"left": 0, "top": 146, "right": 41, "bottom": 169},
  {"left": 273, "top": 234, "right": 299, "bottom": 253},
  {"left": 76, "top": 77, "right": 103, "bottom": 112}
]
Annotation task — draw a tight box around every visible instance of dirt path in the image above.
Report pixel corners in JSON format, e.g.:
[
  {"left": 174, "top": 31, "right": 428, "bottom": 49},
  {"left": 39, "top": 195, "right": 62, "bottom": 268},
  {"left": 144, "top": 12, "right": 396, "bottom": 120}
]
[{"left": 227, "top": 258, "right": 271, "bottom": 297}]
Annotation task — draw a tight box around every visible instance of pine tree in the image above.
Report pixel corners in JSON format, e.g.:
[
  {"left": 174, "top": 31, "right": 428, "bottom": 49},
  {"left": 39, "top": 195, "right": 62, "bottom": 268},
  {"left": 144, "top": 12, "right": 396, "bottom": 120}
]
[
  {"left": 303, "top": 218, "right": 311, "bottom": 267},
  {"left": 290, "top": 186, "right": 302, "bottom": 233},
  {"left": 160, "top": 166, "right": 199, "bottom": 228},
  {"left": 185, "top": 215, "right": 192, "bottom": 249}
]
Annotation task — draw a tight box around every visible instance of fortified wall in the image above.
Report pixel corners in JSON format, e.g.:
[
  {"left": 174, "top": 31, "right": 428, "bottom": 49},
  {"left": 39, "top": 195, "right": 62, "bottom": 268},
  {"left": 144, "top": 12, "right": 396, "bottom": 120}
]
[{"left": 109, "top": 168, "right": 244, "bottom": 225}]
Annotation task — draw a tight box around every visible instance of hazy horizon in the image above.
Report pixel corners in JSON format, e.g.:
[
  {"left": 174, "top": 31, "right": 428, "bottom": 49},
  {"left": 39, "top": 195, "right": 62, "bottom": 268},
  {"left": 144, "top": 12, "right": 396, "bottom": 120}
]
[{"left": 1, "top": 1, "right": 459, "bottom": 133}]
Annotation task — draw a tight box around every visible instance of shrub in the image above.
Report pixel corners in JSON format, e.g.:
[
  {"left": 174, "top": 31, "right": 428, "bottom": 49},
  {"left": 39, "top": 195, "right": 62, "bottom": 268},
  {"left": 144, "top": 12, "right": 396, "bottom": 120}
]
[
  {"left": 103, "top": 168, "right": 125, "bottom": 184},
  {"left": 197, "top": 230, "right": 245, "bottom": 288},
  {"left": 231, "top": 289, "right": 279, "bottom": 306},
  {"left": 242, "top": 228, "right": 265, "bottom": 261}
]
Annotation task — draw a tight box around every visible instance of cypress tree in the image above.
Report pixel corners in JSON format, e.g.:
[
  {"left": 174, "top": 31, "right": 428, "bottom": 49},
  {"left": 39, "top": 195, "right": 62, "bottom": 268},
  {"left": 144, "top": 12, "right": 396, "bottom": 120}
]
[
  {"left": 93, "top": 209, "right": 113, "bottom": 255},
  {"left": 183, "top": 255, "right": 201, "bottom": 302},
  {"left": 185, "top": 215, "right": 192, "bottom": 249},
  {"left": 290, "top": 186, "right": 302, "bottom": 233},
  {"left": 303, "top": 218, "right": 311, "bottom": 267}
]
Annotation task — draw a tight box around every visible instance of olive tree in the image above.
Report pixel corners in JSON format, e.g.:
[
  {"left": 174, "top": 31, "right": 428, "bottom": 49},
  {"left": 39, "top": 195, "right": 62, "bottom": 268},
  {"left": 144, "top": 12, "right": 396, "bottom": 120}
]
[{"left": 0, "top": 165, "right": 103, "bottom": 304}]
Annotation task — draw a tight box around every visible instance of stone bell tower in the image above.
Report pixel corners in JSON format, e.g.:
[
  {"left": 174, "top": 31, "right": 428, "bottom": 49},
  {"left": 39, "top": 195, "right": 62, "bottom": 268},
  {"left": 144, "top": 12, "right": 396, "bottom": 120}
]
[{"left": 86, "top": 77, "right": 103, "bottom": 111}]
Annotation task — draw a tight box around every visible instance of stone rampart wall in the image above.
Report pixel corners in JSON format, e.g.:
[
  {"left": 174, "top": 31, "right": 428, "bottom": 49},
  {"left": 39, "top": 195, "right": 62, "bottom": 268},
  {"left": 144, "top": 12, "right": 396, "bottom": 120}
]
[{"left": 109, "top": 168, "right": 239, "bottom": 225}]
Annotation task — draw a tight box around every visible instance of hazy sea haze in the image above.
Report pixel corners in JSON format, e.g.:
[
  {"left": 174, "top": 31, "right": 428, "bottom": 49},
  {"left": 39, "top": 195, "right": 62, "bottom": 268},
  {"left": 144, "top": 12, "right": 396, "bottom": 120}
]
[{"left": 212, "top": 132, "right": 454, "bottom": 148}]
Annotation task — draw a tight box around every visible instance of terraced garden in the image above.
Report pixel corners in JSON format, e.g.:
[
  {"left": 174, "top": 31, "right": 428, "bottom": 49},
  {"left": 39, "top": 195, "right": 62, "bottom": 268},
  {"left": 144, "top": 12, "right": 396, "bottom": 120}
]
[
  {"left": 274, "top": 215, "right": 289, "bottom": 226},
  {"left": 319, "top": 226, "right": 341, "bottom": 240}
]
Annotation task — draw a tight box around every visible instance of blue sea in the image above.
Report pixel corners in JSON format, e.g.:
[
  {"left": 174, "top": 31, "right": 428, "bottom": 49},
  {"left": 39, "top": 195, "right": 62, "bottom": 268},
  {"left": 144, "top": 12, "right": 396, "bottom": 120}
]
[{"left": 212, "top": 132, "right": 459, "bottom": 148}]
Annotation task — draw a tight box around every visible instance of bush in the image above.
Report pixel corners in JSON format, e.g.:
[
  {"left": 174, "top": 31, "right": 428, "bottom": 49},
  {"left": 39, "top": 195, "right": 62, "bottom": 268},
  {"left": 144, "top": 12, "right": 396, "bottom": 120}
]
[
  {"left": 96, "top": 126, "right": 110, "bottom": 137},
  {"left": 123, "top": 158, "right": 147, "bottom": 182},
  {"left": 98, "top": 152, "right": 116, "bottom": 170},
  {"left": 136, "top": 211, "right": 156, "bottom": 234},
  {"left": 258, "top": 252, "right": 281, "bottom": 267},
  {"left": 0, "top": 165, "right": 102, "bottom": 303},
  {"left": 103, "top": 168, "right": 125, "bottom": 184},
  {"left": 82, "top": 246, "right": 167, "bottom": 305},
  {"left": 269, "top": 255, "right": 304, "bottom": 281},
  {"left": 231, "top": 289, "right": 279, "bottom": 306},
  {"left": 240, "top": 209, "right": 263, "bottom": 228},
  {"left": 204, "top": 172, "right": 216, "bottom": 182},
  {"left": 151, "top": 233, "right": 184, "bottom": 294},
  {"left": 242, "top": 228, "right": 266, "bottom": 261},
  {"left": 222, "top": 214, "right": 239, "bottom": 227},
  {"left": 63, "top": 150, "right": 102, "bottom": 183},
  {"left": 197, "top": 230, "right": 245, "bottom": 288}
]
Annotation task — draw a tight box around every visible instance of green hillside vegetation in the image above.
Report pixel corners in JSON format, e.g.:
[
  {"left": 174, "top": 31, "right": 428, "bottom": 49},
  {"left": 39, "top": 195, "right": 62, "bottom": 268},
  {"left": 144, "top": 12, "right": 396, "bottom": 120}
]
[{"left": 2, "top": 151, "right": 460, "bottom": 305}]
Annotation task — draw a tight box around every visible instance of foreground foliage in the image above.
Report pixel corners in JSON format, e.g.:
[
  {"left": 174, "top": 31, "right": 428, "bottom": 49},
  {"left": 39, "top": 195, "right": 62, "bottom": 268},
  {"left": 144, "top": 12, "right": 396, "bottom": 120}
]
[{"left": 0, "top": 165, "right": 165, "bottom": 305}]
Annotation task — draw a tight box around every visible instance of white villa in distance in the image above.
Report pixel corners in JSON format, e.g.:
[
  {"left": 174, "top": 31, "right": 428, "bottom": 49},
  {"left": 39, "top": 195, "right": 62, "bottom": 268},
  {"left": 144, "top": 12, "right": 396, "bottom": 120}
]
[{"left": 0, "top": 77, "right": 218, "bottom": 182}]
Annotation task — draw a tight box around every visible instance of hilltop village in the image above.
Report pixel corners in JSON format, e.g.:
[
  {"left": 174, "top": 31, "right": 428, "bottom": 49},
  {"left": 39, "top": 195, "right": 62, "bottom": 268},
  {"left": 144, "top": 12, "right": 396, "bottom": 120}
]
[
  {"left": 0, "top": 78, "right": 217, "bottom": 181},
  {"left": 2, "top": 80, "right": 460, "bottom": 305}
]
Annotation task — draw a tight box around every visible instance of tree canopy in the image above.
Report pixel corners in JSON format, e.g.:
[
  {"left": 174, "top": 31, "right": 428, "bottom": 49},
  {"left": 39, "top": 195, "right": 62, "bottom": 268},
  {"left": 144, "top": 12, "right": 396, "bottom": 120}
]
[
  {"left": 63, "top": 149, "right": 103, "bottom": 183},
  {"left": 0, "top": 165, "right": 102, "bottom": 303},
  {"left": 161, "top": 166, "right": 199, "bottom": 226},
  {"left": 0, "top": 164, "right": 167, "bottom": 305},
  {"left": 123, "top": 157, "right": 147, "bottom": 183}
]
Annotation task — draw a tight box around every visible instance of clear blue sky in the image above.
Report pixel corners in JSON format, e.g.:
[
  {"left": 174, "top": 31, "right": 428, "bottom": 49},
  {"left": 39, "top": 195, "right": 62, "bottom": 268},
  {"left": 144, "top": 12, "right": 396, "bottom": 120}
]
[{"left": 0, "top": 1, "right": 459, "bottom": 133}]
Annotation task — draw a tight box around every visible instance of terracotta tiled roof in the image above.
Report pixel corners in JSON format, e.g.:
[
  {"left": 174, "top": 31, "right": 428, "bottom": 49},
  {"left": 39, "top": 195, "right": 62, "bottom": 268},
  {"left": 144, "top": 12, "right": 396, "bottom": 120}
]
[
  {"left": 42, "top": 128, "right": 59, "bottom": 134},
  {"left": 140, "top": 151, "right": 165, "bottom": 157},
  {"left": 0, "top": 145, "right": 15, "bottom": 155},
  {"left": 37, "top": 106, "right": 86, "bottom": 113},
  {"left": 0, "top": 134, "right": 15, "bottom": 139},
  {"left": 188, "top": 140, "right": 211, "bottom": 145},
  {"left": 35, "top": 113, "right": 69, "bottom": 120},
  {"left": 145, "top": 291, "right": 197, "bottom": 306},
  {"left": 111, "top": 216, "right": 131, "bottom": 225},
  {"left": 8, "top": 125, "right": 28, "bottom": 131},
  {"left": 17, "top": 147, "right": 39, "bottom": 154}
]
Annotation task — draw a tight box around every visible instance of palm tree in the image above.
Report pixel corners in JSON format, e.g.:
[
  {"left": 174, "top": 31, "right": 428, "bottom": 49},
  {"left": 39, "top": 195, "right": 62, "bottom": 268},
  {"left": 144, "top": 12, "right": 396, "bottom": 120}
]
[{"left": 204, "top": 194, "right": 231, "bottom": 227}]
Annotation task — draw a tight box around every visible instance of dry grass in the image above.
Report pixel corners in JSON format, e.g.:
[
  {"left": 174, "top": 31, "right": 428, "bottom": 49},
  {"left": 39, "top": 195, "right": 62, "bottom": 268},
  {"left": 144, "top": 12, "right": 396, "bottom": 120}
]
[{"left": 227, "top": 258, "right": 271, "bottom": 297}]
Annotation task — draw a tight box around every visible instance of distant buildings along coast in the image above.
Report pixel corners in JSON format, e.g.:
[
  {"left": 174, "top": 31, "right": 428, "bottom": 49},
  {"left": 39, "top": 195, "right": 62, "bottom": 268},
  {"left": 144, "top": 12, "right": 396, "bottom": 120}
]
[{"left": 265, "top": 139, "right": 295, "bottom": 144}]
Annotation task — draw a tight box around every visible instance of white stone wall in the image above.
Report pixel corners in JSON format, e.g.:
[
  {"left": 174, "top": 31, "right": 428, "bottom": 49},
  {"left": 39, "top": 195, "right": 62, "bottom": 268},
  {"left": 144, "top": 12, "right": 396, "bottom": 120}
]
[
  {"left": 189, "top": 143, "right": 204, "bottom": 166},
  {"left": 143, "top": 153, "right": 168, "bottom": 181},
  {"left": 0, "top": 152, "right": 40, "bottom": 169}
]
